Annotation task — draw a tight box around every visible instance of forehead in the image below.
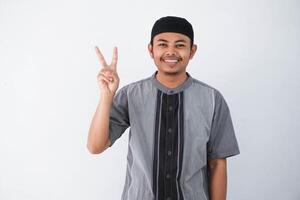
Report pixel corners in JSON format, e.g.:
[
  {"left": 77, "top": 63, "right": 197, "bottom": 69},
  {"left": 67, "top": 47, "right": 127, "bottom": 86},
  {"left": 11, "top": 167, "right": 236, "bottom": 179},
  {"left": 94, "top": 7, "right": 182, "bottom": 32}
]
[{"left": 153, "top": 32, "right": 190, "bottom": 43}]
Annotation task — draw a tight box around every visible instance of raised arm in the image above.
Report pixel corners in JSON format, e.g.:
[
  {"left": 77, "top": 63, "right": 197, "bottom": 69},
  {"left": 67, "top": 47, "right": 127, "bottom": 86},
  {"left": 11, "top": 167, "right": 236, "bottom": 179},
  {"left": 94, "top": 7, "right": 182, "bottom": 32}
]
[{"left": 87, "top": 46, "right": 120, "bottom": 154}]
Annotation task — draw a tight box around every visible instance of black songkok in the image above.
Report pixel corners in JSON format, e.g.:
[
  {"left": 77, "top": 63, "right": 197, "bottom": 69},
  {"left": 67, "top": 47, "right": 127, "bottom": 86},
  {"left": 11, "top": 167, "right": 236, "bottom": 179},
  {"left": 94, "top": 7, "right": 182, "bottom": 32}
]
[{"left": 150, "top": 16, "right": 194, "bottom": 45}]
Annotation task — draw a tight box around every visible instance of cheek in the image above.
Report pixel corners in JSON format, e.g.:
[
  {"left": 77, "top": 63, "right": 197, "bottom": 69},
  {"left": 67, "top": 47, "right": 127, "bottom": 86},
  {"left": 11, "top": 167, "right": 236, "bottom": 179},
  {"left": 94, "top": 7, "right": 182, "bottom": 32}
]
[
  {"left": 153, "top": 51, "right": 163, "bottom": 60},
  {"left": 180, "top": 51, "right": 192, "bottom": 60}
]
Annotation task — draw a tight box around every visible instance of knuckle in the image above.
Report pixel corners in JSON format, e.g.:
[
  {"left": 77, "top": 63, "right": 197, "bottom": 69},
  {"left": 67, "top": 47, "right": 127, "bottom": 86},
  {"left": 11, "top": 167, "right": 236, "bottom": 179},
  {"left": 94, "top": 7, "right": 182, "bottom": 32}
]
[
  {"left": 100, "top": 68, "right": 107, "bottom": 73},
  {"left": 98, "top": 74, "right": 106, "bottom": 80}
]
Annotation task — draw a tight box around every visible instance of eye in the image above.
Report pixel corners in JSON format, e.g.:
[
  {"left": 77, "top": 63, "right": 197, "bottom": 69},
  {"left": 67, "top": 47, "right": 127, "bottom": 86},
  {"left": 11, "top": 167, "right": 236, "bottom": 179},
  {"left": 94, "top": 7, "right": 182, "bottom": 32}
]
[
  {"left": 176, "top": 44, "right": 185, "bottom": 48},
  {"left": 158, "top": 43, "right": 167, "bottom": 47}
]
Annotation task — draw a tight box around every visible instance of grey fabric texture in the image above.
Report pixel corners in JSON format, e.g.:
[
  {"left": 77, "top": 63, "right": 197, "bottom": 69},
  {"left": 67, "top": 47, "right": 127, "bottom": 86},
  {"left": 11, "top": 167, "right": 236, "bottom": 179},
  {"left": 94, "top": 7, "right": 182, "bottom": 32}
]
[
  {"left": 207, "top": 90, "right": 240, "bottom": 160},
  {"left": 107, "top": 71, "right": 240, "bottom": 200}
]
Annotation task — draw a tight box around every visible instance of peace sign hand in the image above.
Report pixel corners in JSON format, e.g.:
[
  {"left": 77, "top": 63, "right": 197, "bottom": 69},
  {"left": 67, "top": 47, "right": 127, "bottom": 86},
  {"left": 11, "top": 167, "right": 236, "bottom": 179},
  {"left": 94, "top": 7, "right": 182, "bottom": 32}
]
[{"left": 95, "top": 46, "right": 120, "bottom": 97}]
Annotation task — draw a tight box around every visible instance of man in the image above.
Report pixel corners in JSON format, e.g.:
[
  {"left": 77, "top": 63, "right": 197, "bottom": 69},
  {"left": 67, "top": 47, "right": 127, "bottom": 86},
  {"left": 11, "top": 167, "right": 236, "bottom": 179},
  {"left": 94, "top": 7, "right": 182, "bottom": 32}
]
[{"left": 87, "top": 16, "right": 240, "bottom": 200}]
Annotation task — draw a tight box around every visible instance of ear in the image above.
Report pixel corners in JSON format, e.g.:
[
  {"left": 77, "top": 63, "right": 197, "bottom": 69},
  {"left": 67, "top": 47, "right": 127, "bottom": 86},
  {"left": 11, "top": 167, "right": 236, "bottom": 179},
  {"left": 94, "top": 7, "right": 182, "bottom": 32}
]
[
  {"left": 148, "top": 43, "right": 154, "bottom": 58},
  {"left": 189, "top": 44, "right": 197, "bottom": 60}
]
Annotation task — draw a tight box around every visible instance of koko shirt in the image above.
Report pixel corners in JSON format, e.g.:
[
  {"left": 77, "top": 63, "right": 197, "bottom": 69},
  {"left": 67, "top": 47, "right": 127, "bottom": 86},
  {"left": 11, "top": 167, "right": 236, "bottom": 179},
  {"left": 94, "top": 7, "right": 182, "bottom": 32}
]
[{"left": 108, "top": 70, "right": 240, "bottom": 200}]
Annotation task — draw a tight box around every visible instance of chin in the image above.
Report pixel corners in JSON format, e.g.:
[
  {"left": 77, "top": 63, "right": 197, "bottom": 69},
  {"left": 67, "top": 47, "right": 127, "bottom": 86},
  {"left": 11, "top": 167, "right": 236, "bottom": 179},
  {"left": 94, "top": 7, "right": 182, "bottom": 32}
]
[{"left": 158, "top": 67, "right": 184, "bottom": 76}]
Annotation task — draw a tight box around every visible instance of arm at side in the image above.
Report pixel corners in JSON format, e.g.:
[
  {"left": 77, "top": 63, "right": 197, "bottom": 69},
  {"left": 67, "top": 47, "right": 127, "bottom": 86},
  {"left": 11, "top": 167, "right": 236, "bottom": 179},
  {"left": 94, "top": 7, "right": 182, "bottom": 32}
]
[{"left": 208, "top": 158, "right": 227, "bottom": 200}]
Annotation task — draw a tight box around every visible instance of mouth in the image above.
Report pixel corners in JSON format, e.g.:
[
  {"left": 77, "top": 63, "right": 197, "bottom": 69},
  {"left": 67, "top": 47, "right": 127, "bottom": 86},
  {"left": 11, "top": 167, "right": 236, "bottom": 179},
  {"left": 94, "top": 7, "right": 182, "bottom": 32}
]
[
  {"left": 164, "top": 59, "right": 179, "bottom": 63},
  {"left": 161, "top": 57, "right": 181, "bottom": 67}
]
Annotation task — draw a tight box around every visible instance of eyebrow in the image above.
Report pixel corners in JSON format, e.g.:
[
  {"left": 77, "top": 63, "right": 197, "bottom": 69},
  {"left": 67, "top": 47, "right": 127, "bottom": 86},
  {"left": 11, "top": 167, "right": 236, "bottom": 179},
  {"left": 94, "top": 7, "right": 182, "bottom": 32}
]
[{"left": 157, "top": 39, "right": 187, "bottom": 43}]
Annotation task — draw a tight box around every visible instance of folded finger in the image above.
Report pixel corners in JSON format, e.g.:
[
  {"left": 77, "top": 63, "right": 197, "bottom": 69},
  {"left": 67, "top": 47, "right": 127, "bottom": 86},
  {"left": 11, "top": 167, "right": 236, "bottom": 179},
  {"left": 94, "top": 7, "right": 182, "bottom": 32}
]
[{"left": 98, "top": 73, "right": 113, "bottom": 82}]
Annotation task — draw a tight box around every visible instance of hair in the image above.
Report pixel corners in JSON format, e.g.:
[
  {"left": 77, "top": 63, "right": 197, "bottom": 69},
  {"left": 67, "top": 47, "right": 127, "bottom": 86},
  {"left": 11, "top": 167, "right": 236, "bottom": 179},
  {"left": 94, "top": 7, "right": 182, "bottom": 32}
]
[{"left": 150, "top": 37, "right": 194, "bottom": 49}]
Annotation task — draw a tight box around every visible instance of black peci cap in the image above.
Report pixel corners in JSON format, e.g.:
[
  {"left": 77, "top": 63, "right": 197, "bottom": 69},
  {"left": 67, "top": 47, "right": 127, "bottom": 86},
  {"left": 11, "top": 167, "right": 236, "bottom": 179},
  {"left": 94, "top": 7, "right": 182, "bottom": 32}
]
[{"left": 150, "top": 16, "right": 194, "bottom": 45}]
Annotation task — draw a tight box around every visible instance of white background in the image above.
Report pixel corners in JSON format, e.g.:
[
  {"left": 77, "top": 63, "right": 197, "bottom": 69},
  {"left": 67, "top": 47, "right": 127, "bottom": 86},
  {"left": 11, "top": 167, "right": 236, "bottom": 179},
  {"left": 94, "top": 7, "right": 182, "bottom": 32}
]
[{"left": 0, "top": 0, "right": 299, "bottom": 199}]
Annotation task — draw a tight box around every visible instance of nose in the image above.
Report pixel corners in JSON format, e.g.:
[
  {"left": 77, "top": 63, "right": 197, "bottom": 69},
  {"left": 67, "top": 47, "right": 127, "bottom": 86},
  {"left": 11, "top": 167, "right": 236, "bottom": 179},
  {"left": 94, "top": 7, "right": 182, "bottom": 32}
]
[{"left": 165, "top": 45, "right": 177, "bottom": 56}]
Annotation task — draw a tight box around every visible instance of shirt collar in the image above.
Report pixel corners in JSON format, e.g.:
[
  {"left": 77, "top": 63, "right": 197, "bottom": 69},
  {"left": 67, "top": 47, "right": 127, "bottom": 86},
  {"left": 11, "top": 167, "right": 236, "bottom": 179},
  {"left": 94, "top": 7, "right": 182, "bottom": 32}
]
[{"left": 151, "top": 70, "right": 193, "bottom": 95}]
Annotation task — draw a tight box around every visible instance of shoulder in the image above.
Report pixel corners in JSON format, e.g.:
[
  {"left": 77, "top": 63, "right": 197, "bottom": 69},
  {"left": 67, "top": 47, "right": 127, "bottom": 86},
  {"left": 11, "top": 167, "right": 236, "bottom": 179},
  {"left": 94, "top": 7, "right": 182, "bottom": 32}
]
[
  {"left": 117, "top": 75, "right": 152, "bottom": 94},
  {"left": 189, "top": 76, "right": 229, "bottom": 110},
  {"left": 190, "top": 76, "right": 222, "bottom": 96},
  {"left": 192, "top": 78, "right": 215, "bottom": 90}
]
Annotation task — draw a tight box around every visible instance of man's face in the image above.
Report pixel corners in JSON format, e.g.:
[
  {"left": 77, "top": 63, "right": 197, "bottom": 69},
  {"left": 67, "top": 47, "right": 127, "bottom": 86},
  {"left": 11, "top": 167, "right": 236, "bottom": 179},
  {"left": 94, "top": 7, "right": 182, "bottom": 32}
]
[{"left": 148, "top": 32, "right": 197, "bottom": 76}]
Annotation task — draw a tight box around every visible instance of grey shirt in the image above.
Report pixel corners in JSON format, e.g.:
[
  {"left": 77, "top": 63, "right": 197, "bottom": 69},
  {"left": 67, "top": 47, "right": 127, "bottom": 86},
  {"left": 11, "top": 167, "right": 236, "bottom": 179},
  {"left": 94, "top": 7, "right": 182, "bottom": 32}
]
[{"left": 108, "top": 71, "right": 240, "bottom": 200}]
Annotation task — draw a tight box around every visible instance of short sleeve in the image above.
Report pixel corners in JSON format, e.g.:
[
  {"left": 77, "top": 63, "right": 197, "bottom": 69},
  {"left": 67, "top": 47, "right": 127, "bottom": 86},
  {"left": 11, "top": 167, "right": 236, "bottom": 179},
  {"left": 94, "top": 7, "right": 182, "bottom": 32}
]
[
  {"left": 207, "top": 90, "right": 240, "bottom": 160},
  {"left": 108, "top": 86, "right": 130, "bottom": 147}
]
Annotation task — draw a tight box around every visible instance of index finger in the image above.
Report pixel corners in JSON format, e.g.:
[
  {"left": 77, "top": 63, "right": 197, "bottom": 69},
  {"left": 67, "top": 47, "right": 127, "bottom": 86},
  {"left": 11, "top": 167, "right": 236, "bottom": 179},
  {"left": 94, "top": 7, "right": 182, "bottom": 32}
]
[
  {"left": 110, "top": 46, "right": 118, "bottom": 69},
  {"left": 94, "top": 46, "right": 108, "bottom": 67}
]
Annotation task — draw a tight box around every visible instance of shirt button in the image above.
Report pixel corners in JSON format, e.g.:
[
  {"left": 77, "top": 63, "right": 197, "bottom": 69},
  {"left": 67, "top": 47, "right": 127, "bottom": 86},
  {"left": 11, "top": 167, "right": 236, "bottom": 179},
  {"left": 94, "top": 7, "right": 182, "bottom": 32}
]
[
  {"left": 168, "top": 106, "right": 173, "bottom": 111},
  {"left": 166, "top": 174, "right": 170, "bottom": 179},
  {"left": 169, "top": 90, "right": 174, "bottom": 94},
  {"left": 167, "top": 150, "right": 172, "bottom": 156},
  {"left": 168, "top": 128, "right": 172, "bottom": 133}
]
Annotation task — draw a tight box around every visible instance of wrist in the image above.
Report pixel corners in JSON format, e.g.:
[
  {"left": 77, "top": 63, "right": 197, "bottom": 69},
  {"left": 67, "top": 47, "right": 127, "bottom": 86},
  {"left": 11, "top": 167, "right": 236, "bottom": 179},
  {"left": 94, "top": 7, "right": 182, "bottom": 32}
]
[{"left": 100, "top": 91, "right": 115, "bottom": 101}]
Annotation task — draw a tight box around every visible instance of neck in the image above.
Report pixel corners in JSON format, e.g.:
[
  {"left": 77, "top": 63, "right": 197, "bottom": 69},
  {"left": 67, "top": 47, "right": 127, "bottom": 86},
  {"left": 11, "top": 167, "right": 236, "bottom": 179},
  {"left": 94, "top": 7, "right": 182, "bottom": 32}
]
[{"left": 155, "top": 70, "right": 188, "bottom": 89}]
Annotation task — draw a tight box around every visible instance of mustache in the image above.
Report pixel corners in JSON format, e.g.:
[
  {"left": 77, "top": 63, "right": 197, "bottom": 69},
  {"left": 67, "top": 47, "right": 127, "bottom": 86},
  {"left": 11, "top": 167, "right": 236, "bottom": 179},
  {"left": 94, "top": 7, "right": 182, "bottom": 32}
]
[{"left": 161, "top": 55, "right": 182, "bottom": 61}]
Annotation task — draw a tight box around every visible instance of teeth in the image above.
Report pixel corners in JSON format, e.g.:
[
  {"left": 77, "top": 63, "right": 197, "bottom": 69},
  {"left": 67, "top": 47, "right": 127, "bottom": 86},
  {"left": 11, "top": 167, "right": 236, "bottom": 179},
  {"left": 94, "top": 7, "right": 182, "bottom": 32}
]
[{"left": 164, "top": 59, "right": 178, "bottom": 63}]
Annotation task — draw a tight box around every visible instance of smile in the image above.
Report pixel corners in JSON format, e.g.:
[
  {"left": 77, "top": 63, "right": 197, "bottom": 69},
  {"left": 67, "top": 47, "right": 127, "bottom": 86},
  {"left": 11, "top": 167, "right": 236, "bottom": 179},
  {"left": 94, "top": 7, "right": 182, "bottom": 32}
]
[
  {"left": 161, "top": 56, "right": 182, "bottom": 63},
  {"left": 161, "top": 58, "right": 181, "bottom": 68},
  {"left": 164, "top": 59, "right": 179, "bottom": 63}
]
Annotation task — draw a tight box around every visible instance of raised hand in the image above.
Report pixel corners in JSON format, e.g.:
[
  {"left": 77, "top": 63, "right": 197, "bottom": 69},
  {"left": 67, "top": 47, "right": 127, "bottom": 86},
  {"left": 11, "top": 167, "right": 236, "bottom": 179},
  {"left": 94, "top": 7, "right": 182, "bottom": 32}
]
[{"left": 95, "top": 46, "right": 120, "bottom": 96}]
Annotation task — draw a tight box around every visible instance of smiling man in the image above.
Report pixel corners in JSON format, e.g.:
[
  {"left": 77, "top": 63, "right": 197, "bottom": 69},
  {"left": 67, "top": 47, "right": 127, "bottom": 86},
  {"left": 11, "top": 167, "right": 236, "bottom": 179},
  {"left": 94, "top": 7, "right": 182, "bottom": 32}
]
[{"left": 87, "top": 16, "right": 240, "bottom": 200}]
